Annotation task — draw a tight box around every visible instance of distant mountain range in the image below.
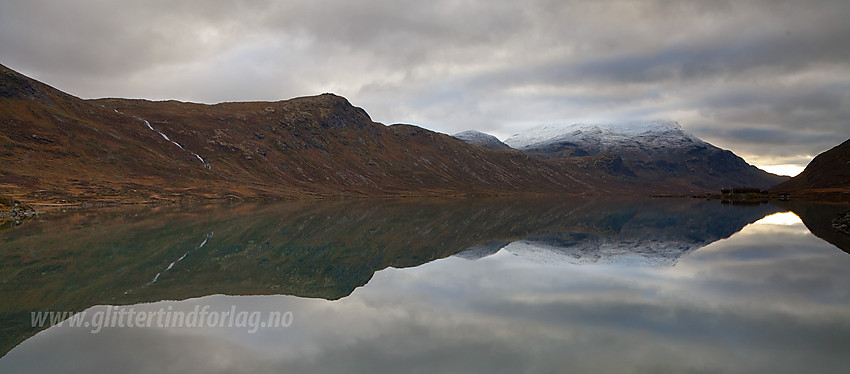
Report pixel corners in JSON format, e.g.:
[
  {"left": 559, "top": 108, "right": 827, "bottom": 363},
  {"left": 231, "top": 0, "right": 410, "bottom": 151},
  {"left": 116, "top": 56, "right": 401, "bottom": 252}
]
[
  {"left": 453, "top": 121, "right": 787, "bottom": 192},
  {"left": 2, "top": 62, "right": 840, "bottom": 203}
]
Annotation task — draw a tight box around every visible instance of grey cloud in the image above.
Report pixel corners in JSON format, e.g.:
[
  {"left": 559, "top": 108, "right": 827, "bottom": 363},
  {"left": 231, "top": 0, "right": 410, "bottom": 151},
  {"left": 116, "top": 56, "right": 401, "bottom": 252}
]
[
  {"left": 711, "top": 127, "right": 836, "bottom": 149},
  {"left": 0, "top": 0, "right": 848, "bottom": 168}
]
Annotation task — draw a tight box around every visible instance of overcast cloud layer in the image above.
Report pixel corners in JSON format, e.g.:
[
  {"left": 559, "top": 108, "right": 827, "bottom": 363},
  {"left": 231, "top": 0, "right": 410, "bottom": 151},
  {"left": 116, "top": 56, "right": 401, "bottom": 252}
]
[{"left": 2, "top": 0, "right": 849, "bottom": 173}]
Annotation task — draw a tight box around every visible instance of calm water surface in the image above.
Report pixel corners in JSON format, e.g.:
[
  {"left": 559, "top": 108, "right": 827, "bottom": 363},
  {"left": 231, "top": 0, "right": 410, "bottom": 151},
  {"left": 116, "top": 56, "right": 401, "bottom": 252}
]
[{"left": 1, "top": 198, "right": 848, "bottom": 373}]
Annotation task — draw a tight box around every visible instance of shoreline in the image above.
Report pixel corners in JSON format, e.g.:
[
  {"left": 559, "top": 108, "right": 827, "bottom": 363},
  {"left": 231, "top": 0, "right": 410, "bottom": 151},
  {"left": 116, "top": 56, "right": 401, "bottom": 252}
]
[{"left": 3, "top": 188, "right": 849, "bottom": 218}]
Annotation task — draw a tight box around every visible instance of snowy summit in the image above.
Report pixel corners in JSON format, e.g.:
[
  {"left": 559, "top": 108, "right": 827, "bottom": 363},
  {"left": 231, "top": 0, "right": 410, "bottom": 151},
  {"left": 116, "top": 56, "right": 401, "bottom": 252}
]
[
  {"left": 503, "top": 120, "right": 705, "bottom": 153},
  {"left": 500, "top": 119, "right": 785, "bottom": 191}
]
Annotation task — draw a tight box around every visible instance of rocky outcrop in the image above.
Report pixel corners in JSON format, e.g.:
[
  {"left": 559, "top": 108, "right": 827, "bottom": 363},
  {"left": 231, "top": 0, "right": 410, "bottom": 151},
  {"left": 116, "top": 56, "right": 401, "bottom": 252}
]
[{"left": 0, "top": 195, "right": 36, "bottom": 226}]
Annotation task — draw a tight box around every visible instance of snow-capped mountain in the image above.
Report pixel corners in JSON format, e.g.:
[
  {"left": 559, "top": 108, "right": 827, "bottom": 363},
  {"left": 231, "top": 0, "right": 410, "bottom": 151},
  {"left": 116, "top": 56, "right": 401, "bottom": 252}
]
[
  {"left": 504, "top": 121, "right": 705, "bottom": 159},
  {"left": 503, "top": 120, "right": 788, "bottom": 191},
  {"left": 452, "top": 130, "right": 511, "bottom": 150}
]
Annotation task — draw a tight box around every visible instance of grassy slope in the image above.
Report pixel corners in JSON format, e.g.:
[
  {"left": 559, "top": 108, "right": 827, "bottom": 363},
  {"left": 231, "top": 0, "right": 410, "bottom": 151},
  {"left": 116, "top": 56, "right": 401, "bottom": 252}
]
[
  {"left": 770, "top": 138, "right": 850, "bottom": 199},
  {"left": 1, "top": 63, "right": 603, "bottom": 204}
]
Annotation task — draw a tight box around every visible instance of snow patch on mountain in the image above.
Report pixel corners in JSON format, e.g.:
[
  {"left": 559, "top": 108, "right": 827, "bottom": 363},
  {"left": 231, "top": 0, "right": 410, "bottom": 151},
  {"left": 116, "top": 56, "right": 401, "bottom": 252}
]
[
  {"left": 140, "top": 118, "right": 211, "bottom": 170},
  {"left": 503, "top": 120, "right": 706, "bottom": 152}
]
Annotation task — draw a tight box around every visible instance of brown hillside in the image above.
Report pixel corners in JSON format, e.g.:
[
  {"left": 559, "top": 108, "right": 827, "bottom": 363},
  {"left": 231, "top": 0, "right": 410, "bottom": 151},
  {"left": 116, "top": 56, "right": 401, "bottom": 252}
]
[
  {"left": 1, "top": 63, "right": 600, "bottom": 204},
  {"left": 770, "top": 138, "right": 850, "bottom": 199}
]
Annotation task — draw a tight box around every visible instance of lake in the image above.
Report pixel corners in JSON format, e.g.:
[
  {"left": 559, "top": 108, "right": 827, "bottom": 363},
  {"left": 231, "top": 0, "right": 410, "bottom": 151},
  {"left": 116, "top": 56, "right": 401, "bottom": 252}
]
[{"left": 1, "top": 198, "right": 849, "bottom": 373}]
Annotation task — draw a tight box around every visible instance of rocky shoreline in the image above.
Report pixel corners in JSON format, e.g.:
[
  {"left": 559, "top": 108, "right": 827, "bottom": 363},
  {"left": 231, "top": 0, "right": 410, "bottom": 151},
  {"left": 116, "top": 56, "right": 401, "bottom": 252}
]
[{"left": 0, "top": 195, "right": 38, "bottom": 225}]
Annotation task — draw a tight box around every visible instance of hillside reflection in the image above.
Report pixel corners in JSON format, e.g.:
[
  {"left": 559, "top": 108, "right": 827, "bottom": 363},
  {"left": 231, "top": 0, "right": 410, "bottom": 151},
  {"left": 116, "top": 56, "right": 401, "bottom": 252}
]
[{"left": 0, "top": 197, "right": 810, "bottom": 356}]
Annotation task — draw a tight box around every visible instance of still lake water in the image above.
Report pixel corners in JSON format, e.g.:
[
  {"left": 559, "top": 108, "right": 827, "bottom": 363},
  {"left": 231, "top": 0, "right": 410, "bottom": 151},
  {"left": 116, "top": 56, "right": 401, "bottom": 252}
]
[{"left": 1, "top": 198, "right": 849, "bottom": 373}]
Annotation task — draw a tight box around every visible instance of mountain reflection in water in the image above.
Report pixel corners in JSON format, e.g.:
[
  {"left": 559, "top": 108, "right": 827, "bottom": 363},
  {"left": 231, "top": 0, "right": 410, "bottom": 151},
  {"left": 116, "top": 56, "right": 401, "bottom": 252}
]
[{"left": 1, "top": 197, "right": 848, "bottom": 372}]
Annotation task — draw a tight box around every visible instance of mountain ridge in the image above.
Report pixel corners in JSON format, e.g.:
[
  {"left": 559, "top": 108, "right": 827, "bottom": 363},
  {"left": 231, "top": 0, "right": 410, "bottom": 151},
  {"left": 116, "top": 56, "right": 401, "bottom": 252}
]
[
  {"left": 504, "top": 120, "right": 787, "bottom": 191},
  {"left": 0, "top": 63, "right": 796, "bottom": 204},
  {"left": 1, "top": 63, "right": 603, "bottom": 204},
  {"left": 770, "top": 138, "right": 850, "bottom": 199},
  {"left": 451, "top": 130, "right": 511, "bottom": 151},
  {"left": 504, "top": 120, "right": 705, "bottom": 151}
]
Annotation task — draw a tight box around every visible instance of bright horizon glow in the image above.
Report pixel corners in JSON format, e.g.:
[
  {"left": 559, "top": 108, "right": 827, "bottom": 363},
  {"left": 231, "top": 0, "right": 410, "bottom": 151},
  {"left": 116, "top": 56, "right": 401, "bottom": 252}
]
[
  {"left": 754, "top": 212, "right": 803, "bottom": 226},
  {"left": 758, "top": 164, "right": 806, "bottom": 177}
]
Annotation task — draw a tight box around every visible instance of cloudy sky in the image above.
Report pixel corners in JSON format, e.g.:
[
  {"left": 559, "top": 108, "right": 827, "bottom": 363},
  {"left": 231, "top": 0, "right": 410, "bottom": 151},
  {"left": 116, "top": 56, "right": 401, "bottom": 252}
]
[{"left": 1, "top": 0, "right": 848, "bottom": 175}]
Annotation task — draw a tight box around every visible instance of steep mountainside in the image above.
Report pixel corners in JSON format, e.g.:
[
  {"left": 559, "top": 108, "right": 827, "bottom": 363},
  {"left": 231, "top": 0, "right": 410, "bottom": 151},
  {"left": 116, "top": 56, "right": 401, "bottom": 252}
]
[
  {"left": 770, "top": 138, "right": 850, "bottom": 198},
  {"left": 452, "top": 130, "right": 511, "bottom": 150},
  {"left": 0, "top": 63, "right": 600, "bottom": 203},
  {"left": 505, "top": 121, "right": 788, "bottom": 192}
]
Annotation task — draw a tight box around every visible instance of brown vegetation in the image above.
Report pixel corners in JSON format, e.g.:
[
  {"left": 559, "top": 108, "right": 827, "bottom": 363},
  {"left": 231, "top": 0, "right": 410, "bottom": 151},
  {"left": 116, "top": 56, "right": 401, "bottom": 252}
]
[
  {"left": 0, "top": 63, "right": 608, "bottom": 205},
  {"left": 770, "top": 138, "right": 850, "bottom": 200}
]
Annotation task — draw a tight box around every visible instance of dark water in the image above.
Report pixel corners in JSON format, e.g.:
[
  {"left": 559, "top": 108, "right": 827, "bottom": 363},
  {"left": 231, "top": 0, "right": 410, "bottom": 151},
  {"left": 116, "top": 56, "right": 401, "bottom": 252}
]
[{"left": 1, "top": 198, "right": 849, "bottom": 373}]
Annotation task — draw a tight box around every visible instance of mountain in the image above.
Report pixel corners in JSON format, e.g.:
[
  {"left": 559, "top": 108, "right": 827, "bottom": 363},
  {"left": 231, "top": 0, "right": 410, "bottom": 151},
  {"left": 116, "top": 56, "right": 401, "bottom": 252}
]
[
  {"left": 770, "top": 138, "right": 850, "bottom": 199},
  {"left": 504, "top": 121, "right": 702, "bottom": 155},
  {"left": 0, "top": 63, "right": 790, "bottom": 201},
  {"left": 0, "top": 63, "right": 602, "bottom": 204},
  {"left": 504, "top": 121, "right": 788, "bottom": 192},
  {"left": 452, "top": 130, "right": 511, "bottom": 150}
]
